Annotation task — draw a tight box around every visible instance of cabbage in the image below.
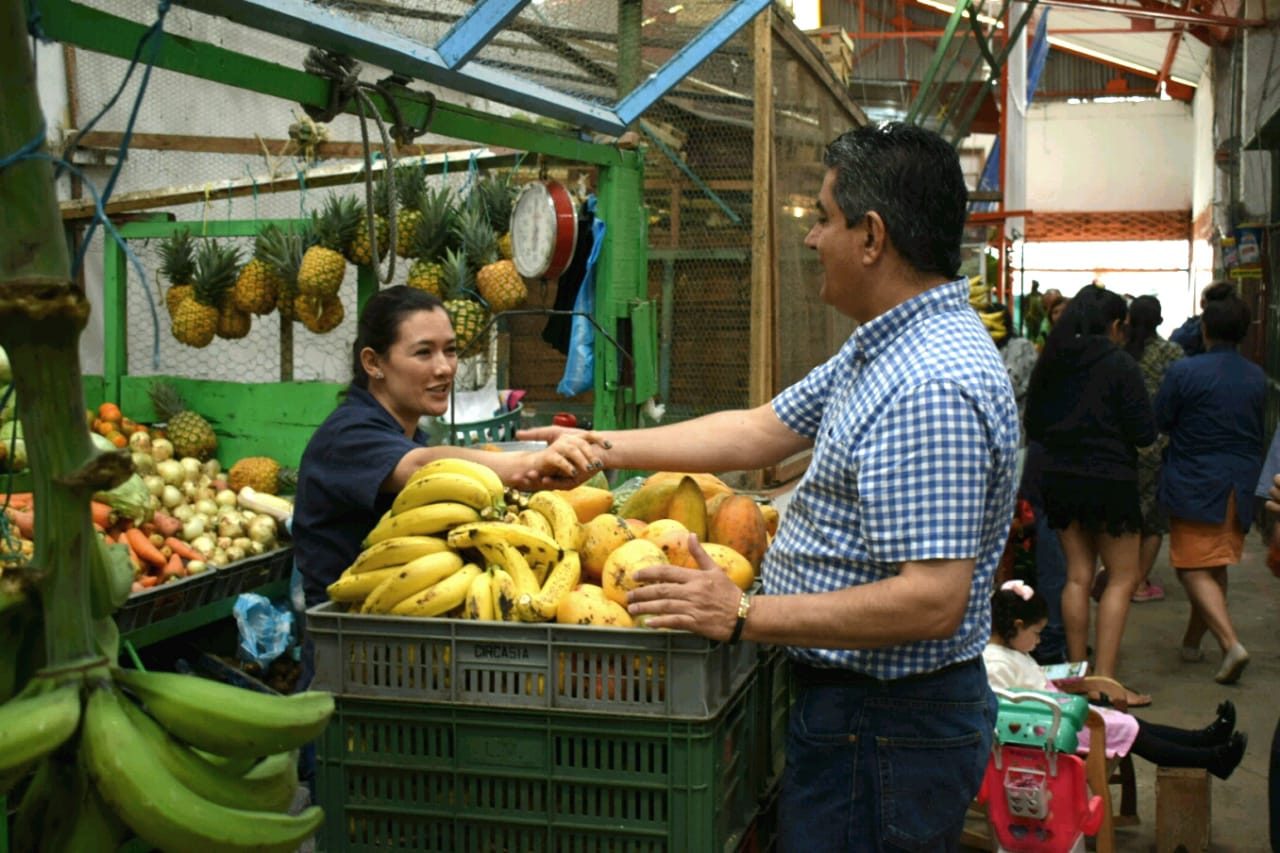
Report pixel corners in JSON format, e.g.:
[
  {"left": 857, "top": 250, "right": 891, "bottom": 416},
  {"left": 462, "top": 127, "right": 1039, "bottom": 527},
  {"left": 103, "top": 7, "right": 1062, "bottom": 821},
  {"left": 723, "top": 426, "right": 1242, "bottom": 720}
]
[{"left": 95, "top": 474, "right": 153, "bottom": 523}]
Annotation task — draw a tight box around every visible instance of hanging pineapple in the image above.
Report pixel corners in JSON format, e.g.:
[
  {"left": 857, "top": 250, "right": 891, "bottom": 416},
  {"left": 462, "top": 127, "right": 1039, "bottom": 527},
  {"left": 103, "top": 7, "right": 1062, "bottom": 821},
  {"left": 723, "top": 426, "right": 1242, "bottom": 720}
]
[
  {"left": 348, "top": 174, "right": 390, "bottom": 267},
  {"left": 149, "top": 381, "right": 218, "bottom": 461},
  {"left": 216, "top": 302, "right": 252, "bottom": 340},
  {"left": 294, "top": 292, "right": 345, "bottom": 335},
  {"left": 394, "top": 163, "right": 426, "bottom": 259},
  {"left": 440, "top": 246, "right": 487, "bottom": 356},
  {"left": 459, "top": 206, "right": 527, "bottom": 313},
  {"left": 231, "top": 225, "right": 287, "bottom": 315},
  {"left": 158, "top": 229, "right": 196, "bottom": 319},
  {"left": 297, "top": 194, "right": 361, "bottom": 298},
  {"left": 267, "top": 223, "right": 310, "bottom": 323},
  {"left": 171, "top": 239, "right": 240, "bottom": 348},
  {"left": 478, "top": 173, "right": 517, "bottom": 260},
  {"left": 405, "top": 185, "right": 458, "bottom": 298}
]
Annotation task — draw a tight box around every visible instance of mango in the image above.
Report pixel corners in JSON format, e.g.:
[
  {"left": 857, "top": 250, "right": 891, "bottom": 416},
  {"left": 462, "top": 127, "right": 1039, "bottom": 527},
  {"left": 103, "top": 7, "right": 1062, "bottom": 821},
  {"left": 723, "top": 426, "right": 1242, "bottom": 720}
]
[
  {"left": 556, "top": 485, "right": 616, "bottom": 523},
  {"left": 665, "top": 476, "right": 707, "bottom": 542},
  {"left": 556, "top": 583, "right": 634, "bottom": 627},
  {"left": 617, "top": 481, "right": 678, "bottom": 523},
  {"left": 602, "top": 539, "right": 666, "bottom": 606},
  {"left": 642, "top": 471, "right": 735, "bottom": 502},
  {"left": 642, "top": 518, "right": 694, "bottom": 568},
  {"left": 580, "top": 513, "right": 636, "bottom": 583},
  {"left": 698, "top": 542, "right": 756, "bottom": 591}
]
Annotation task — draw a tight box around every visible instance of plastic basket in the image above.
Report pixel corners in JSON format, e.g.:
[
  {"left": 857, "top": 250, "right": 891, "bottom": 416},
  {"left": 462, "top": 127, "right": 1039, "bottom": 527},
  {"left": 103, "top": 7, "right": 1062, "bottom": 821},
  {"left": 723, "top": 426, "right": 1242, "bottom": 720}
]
[
  {"left": 206, "top": 547, "right": 294, "bottom": 602},
  {"left": 748, "top": 645, "right": 791, "bottom": 800},
  {"left": 115, "top": 570, "right": 217, "bottom": 634},
  {"left": 435, "top": 403, "right": 523, "bottom": 447},
  {"left": 315, "top": 677, "right": 758, "bottom": 853},
  {"left": 307, "top": 601, "right": 756, "bottom": 719}
]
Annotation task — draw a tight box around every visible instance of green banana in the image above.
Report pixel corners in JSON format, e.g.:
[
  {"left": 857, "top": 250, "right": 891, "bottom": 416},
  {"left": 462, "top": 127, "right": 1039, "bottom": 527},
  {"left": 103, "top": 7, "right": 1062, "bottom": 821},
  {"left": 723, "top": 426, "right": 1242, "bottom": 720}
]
[
  {"left": 113, "top": 667, "right": 334, "bottom": 759},
  {"left": 0, "top": 579, "right": 38, "bottom": 703},
  {"left": 120, "top": 696, "right": 300, "bottom": 814},
  {"left": 11, "top": 755, "right": 55, "bottom": 852},
  {"left": 0, "top": 679, "right": 82, "bottom": 795},
  {"left": 81, "top": 685, "right": 325, "bottom": 853},
  {"left": 36, "top": 749, "right": 127, "bottom": 853}
]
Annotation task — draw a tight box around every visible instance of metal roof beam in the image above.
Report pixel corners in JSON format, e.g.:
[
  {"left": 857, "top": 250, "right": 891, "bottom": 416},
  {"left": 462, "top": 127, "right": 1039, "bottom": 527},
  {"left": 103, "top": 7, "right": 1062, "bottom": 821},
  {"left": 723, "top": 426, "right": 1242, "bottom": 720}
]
[
  {"left": 172, "top": 0, "right": 626, "bottom": 132},
  {"left": 1035, "top": 0, "right": 1261, "bottom": 27},
  {"left": 436, "top": 0, "right": 530, "bottom": 68}
]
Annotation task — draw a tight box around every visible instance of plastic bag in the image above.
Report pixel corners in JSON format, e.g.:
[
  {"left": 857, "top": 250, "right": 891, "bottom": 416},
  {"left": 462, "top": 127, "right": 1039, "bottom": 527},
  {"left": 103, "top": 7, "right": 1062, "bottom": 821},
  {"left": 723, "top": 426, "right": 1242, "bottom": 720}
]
[
  {"left": 232, "top": 593, "right": 295, "bottom": 669},
  {"left": 558, "top": 199, "right": 606, "bottom": 398}
]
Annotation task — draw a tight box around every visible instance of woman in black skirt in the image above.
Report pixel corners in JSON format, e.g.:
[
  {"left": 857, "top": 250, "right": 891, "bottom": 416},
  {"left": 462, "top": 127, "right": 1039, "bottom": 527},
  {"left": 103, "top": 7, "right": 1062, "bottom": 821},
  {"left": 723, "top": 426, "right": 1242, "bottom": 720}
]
[{"left": 1025, "top": 284, "right": 1157, "bottom": 706}]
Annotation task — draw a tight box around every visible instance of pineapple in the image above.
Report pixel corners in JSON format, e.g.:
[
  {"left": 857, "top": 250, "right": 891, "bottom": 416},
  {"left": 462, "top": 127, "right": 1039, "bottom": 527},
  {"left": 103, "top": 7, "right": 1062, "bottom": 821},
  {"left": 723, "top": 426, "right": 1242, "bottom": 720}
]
[
  {"left": 172, "top": 240, "right": 239, "bottom": 348},
  {"left": 297, "top": 194, "right": 361, "bottom": 298},
  {"left": 231, "top": 225, "right": 287, "bottom": 315},
  {"left": 228, "top": 456, "right": 297, "bottom": 495},
  {"left": 149, "top": 381, "right": 218, "bottom": 461},
  {"left": 459, "top": 206, "right": 526, "bottom": 313},
  {"left": 405, "top": 185, "right": 458, "bottom": 297},
  {"left": 440, "top": 246, "right": 487, "bottom": 356},
  {"left": 295, "top": 292, "right": 345, "bottom": 335},
  {"left": 394, "top": 164, "right": 426, "bottom": 259},
  {"left": 348, "top": 175, "right": 390, "bottom": 266},
  {"left": 216, "top": 304, "right": 252, "bottom": 339},
  {"left": 477, "top": 174, "right": 517, "bottom": 260},
  {"left": 158, "top": 229, "right": 196, "bottom": 318},
  {"left": 261, "top": 223, "right": 310, "bottom": 323}
]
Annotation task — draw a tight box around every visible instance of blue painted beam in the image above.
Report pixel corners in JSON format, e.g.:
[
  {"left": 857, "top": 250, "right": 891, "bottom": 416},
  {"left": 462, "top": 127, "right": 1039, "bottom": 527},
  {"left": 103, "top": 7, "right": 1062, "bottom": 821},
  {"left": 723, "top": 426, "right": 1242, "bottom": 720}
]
[
  {"left": 615, "top": 0, "right": 772, "bottom": 126},
  {"left": 437, "top": 0, "right": 530, "bottom": 68},
  {"left": 171, "top": 0, "right": 626, "bottom": 132}
]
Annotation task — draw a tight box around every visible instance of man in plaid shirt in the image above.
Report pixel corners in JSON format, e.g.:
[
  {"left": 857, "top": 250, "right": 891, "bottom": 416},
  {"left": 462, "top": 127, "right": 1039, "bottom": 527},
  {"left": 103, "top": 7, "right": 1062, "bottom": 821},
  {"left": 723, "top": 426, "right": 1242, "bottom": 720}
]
[{"left": 524, "top": 122, "right": 1020, "bottom": 851}]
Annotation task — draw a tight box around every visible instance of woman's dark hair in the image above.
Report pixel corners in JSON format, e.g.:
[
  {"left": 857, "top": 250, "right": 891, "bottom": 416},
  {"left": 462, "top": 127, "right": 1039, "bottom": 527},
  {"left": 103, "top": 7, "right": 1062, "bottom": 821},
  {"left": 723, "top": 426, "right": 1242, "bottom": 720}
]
[
  {"left": 1028, "top": 283, "right": 1128, "bottom": 392},
  {"left": 1200, "top": 283, "right": 1250, "bottom": 344},
  {"left": 1124, "top": 294, "right": 1162, "bottom": 360},
  {"left": 823, "top": 122, "right": 967, "bottom": 278},
  {"left": 350, "top": 286, "right": 447, "bottom": 389},
  {"left": 990, "top": 584, "right": 1050, "bottom": 645}
]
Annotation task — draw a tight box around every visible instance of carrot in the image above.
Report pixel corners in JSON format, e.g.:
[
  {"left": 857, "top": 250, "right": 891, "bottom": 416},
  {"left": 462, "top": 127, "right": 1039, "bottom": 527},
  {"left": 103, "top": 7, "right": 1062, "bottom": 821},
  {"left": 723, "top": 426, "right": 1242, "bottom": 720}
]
[
  {"left": 139, "top": 521, "right": 157, "bottom": 536},
  {"left": 138, "top": 575, "right": 160, "bottom": 589},
  {"left": 9, "top": 509, "right": 33, "bottom": 540},
  {"left": 124, "top": 527, "right": 166, "bottom": 568},
  {"left": 3, "top": 493, "right": 33, "bottom": 510},
  {"left": 164, "top": 537, "right": 203, "bottom": 561},
  {"left": 91, "top": 501, "right": 115, "bottom": 530},
  {"left": 160, "top": 553, "right": 187, "bottom": 580},
  {"left": 151, "top": 511, "right": 182, "bottom": 539}
]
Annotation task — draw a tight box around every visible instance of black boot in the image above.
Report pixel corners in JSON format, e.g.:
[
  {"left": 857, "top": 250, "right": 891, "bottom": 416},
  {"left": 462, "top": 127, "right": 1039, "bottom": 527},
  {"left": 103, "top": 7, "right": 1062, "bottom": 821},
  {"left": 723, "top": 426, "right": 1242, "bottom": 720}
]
[
  {"left": 1209, "top": 732, "right": 1248, "bottom": 781},
  {"left": 1203, "top": 701, "right": 1237, "bottom": 746}
]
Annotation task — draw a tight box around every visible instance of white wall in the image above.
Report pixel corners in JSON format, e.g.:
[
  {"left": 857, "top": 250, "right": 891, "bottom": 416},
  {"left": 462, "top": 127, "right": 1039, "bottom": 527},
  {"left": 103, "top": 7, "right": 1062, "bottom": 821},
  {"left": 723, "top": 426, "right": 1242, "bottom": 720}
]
[
  {"left": 1191, "top": 67, "right": 1217, "bottom": 229},
  {"left": 1026, "top": 99, "right": 1194, "bottom": 211}
]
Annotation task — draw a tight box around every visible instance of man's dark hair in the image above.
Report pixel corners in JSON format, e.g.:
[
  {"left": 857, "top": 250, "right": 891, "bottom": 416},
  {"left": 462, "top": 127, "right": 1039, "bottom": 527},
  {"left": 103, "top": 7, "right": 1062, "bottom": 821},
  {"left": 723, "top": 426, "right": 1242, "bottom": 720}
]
[
  {"left": 1201, "top": 287, "right": 1250, "bottom": 344},
  {"left": 823, "top": 122, "right": 967, "bottom": 278}
]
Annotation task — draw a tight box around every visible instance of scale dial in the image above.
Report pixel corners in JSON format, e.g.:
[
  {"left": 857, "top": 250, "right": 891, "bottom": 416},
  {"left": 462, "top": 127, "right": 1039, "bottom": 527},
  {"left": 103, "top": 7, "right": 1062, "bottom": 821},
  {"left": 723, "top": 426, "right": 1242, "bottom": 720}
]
[{"left": 511, "top": 179, "right": 578, "bottom": 280}]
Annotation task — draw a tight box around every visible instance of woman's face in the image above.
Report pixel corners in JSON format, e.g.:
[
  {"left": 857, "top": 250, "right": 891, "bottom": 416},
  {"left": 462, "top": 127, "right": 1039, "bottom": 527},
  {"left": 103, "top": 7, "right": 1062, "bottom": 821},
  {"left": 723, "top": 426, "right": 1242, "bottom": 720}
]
[
  {"left": 371, "top": 308, "right": 458, "bottom": 421},
  {"left": 1049, "top": 299, "right": 1068, "bottom": 324}
]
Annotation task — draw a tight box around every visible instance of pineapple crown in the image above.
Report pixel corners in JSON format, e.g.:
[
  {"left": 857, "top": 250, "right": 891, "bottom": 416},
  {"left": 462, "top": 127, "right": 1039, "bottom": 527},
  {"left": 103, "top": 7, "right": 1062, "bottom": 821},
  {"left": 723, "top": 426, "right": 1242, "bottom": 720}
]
[
  {"left": 412, "top": 185, "right": 459, "bottom": 261},
  {"left": 191, "top": 239, "right": 242, "bottom": 307},
  {"left": 148, "top": 380, "right": 190, "bottom": 421},
  {"left": 158, "top": 229, "right": 196, "bottom": 285},
  {"left": 477, "top": 175, "right": 516, "bottom": 234},
  {"left": 440, "top": 246, "right": 477, "bottom": 301},
  {"left": 394, "top": 164, "right": 426, "bottom": 211},
  {"left": 314, "top": 194, "right": 364, "bottom": 252},
  {"left": 371, "top": 170, "right": 392, "bottom": 217},
  {"left": 456, "top": 206, "right": 499, "bottom": 269}
]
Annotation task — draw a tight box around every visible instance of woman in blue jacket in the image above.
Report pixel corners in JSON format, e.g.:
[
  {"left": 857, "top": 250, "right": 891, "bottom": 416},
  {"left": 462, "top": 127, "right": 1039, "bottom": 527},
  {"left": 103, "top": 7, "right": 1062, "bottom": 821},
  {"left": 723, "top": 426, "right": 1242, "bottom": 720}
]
[{"left": 1156, "top": 283, "right": 1264, "bottom": 684}]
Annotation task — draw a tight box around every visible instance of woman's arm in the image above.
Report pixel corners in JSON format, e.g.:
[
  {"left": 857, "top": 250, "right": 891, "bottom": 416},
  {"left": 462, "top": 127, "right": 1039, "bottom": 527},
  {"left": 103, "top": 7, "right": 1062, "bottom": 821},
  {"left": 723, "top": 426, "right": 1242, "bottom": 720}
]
[{"left": 383, "top": 432, "right": 608, "bottom": 494}]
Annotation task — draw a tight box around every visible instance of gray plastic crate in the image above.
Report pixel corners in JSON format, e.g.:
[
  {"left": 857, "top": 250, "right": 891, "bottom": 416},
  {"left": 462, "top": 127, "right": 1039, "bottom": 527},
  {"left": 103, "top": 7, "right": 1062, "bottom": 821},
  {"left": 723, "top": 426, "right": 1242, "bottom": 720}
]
[
  {"left": 207, "top": 547, "right": 293, "bottom": 601},
  {"left": 307, "top": 601, "right": 756, "bottom": 719},
  {"left": 116, "top": 570, "right": 217, "bottom": 633}
]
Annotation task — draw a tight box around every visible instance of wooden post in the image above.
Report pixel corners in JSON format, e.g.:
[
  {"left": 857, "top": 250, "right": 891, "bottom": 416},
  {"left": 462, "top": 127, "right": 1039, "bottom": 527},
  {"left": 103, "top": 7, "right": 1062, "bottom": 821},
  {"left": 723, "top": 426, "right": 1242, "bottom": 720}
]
[{"left": 752, "top": 8, "right": 777, "bottom": 489}]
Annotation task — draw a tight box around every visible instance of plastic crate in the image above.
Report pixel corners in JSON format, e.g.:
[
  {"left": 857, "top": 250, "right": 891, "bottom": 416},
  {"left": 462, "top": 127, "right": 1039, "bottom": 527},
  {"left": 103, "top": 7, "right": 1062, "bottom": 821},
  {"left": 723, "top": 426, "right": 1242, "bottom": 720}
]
[
  {"left": 315, "top": 677, "right": 758, "bottom": 853},
  {"left": 115, "top": 570, "right": 216, "bottom": 633},
  {"left": 436, "top": 403, "right": 523, "bottom": 447},
  {"left": 307, "top": 602, "right": 756, "bottom": 719},
  {"left": 736, "top": 779, "right": 781, "bottom": 853},
  {"left": 748, "top": 646, "right": 791, "bottom": 800},
  {"left": 206, "top": 546, "right": 293, "bottom": 602}
]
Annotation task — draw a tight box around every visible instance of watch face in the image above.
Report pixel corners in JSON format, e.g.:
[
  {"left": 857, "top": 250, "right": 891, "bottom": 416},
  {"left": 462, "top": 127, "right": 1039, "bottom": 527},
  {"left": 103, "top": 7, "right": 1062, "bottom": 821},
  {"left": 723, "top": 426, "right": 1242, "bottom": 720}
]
[{"left": 511, "top": 182, "right": 555, "bottom": 279}]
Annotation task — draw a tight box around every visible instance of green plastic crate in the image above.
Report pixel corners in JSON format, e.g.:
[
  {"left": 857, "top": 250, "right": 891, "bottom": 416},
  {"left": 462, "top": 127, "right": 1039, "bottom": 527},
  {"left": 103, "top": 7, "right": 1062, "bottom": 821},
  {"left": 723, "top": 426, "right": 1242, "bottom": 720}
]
[
  {"left": 748, "top": 646, "right": 791, "bottom": 800},
  {"left": 316, "top": 678, "right": 758, "bottom": 852}
]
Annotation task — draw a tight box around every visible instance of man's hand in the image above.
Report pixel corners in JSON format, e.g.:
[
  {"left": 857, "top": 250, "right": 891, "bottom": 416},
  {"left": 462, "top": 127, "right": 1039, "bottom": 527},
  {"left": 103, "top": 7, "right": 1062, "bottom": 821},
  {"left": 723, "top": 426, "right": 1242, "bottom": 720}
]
[
  {"left": 508, "top": 431, "right": 608, "bottom": 490},
  {"left": 626, "top": 535, "right": 744, "bottom": 642}
]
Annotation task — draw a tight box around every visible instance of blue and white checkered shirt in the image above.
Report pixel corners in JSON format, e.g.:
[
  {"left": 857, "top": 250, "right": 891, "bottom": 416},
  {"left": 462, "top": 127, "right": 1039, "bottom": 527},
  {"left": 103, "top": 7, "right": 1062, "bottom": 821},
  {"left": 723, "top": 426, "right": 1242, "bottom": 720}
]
[{"left": 763, "top": 277, "right": 1020, "bottom": 679}]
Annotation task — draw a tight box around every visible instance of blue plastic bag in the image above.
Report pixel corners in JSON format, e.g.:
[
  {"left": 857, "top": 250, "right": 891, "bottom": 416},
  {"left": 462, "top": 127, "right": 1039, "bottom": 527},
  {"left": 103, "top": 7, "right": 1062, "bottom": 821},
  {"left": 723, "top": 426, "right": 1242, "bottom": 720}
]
[
  {"left": 232, "top": 593, "right": 295, "bottom": 669},
  {"left": 558, "top": 199, "right": 606, "bottom": 398}
]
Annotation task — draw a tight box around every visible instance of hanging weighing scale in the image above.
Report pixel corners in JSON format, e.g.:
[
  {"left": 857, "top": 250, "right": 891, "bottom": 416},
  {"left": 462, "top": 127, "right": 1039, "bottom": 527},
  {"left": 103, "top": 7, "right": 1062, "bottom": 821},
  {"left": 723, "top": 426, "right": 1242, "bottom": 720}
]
[{"left": 510, "top": 179, "right": 578, "bottom": 280}]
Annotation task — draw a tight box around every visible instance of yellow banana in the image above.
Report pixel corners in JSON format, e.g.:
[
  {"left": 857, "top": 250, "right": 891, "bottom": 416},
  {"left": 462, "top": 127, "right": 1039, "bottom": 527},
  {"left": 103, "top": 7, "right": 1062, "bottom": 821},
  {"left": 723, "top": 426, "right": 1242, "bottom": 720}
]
[
  {"left": 327, "top": 565, "right": 402, "bottom": 603},
  {"left": 528, "top": 490, "right": 586, "bottom": 551},
  {"left": 392, "top": 472, "right": 501, "bottom": 516},
  {"left": 517, "top": 550, "right": 582, "bottom": 622},
  {"left": 389, "top": 563, "right": 484, "bottom": 617},
  {"left": 365, "top": 501, "right": 481, "bottom": 546},
  {"left": 462, "top": 569, "right": 496, "bottom": 620},
  {"left": 517, "top": 508, "right": 555, "bottom": 540},
  {"left": 81, "top": 686, "right": 325, "bottom": 853},
  {"left": 470, "top": 533, "right": 541, "bottom": 605},
  {"left": 0, "top": 680, "right": 82, "bottom": 794},
  {"left": 490, "top": 566, "right": 519, "bottom": 622},
  {"left": 408, "top": 457, "right": 505, "bottom": 505},
  {"left": 447, "top": 521, "right": 563, "bottom": 576},
  {"left": 359, "top": 551, "right": 466, "bottom": 614},
  {"left": 112, "top": 667, "right": 334, "bottom": 758},
  {"left": 346, "top": 534, "right": 452, "bottom": 575}
]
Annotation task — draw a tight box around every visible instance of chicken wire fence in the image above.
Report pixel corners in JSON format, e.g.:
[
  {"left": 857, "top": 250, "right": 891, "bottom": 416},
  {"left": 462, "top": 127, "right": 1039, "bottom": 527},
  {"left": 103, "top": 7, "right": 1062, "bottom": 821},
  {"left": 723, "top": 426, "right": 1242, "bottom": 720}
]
[{"left": 65, "top": 1, "right": 864, "bottom": 416}]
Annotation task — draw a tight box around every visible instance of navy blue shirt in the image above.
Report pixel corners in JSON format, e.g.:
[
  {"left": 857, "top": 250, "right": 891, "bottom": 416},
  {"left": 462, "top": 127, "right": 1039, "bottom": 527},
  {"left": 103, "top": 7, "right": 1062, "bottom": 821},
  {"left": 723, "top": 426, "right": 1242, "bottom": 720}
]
[
  {"left": 1155, "top": 345, "right": 1265, "bottom": 530},
  {"left": 294, "top": 385, "right": 428, "bottom": 607}
]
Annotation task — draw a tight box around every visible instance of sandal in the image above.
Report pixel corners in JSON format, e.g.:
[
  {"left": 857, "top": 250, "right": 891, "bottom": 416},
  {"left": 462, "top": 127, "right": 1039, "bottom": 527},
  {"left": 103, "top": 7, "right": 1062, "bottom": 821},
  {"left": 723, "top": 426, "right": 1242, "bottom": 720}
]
[{"left": 1131, "top": 582, "right": 1165, "bottom": 603}]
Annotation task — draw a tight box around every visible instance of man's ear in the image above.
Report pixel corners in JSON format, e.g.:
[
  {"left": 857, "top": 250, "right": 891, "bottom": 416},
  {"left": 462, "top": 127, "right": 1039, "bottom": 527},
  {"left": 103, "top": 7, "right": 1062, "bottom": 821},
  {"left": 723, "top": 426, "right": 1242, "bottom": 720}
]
[{"left": 862, "top": 211, "right": 888, "bottom": 262}]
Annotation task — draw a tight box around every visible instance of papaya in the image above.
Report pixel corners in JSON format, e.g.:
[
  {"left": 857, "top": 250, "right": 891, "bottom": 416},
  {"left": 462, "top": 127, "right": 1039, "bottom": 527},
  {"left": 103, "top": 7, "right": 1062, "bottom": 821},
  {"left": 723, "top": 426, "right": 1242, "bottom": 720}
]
[
  {"left": 642, "top": 518, "right": 694, "bottom": 568},
  {"left": 556, "top": 485, "right": 616, "bottom": 524},
  {"left": 642, "top": 471, "right": 735, "bottom": 502},
  {"left": 707, "top": 494, "right": 770, "bottom": 572},
  {"left": 617, "top": 480, "right": 679, "bottom": 523},
  {"left": 759, "top": 503, "right": 780, "bottom": 537},
  {"left": 665, "top": 476, "right": 708, "bottom": 542},
  {"left": 602, "top": 539, "right": 666, "bottom": 606},
  {"left": 698, "top": 542, "right": 755, "bottom": 590},
  {"left": 580, "top": 513, "right": 636, "bottom": 583}
]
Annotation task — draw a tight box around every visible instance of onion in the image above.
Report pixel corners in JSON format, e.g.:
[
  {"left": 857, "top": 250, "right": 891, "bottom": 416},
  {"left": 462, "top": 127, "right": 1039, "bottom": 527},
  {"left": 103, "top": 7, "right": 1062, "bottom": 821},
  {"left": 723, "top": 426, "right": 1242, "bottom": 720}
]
[
  {"left": 224, "top": 545, "right": 247, "bottom": 564},
  {"left": 216, "top": 536, "right": 232, "bottom": 551},
  {"left": 215, "top": 489, "right": 237, "bottom": 507},
  {"left": 210, "top": 549, "right": 229, "bottom": 567},
  {"left": 128, "top": 431, "right": 152, "bottom": 453},
  {"left": 194, "top": 499, "right": 219, "bottom": 518},
  {"left": 151, "top": 438, "right": 174, "bottom": 462},
  {"left": 181, "top": 481, "right": 200, "bottom": 500},
  {"left": 161, "top": 484, "right": 184, "bottom": 509},
  {"left": 232, "top": 536, "right": 253, "bottom": 552},
  {"left": 131, "top": 452, "right": 156, "bottom": 477},
  {"left": 217, "top": 515, "right": 245, "bottom": 539},
  {"left": 247, "top": 515, "right": 278, "bottom": 546},
  {"left": 156, "top": 459, "right": 184, "bottom": 487},
  {"left": 142, "top": 475, "right": 165, "bottom": 498},
  {"left": 179, "top": 457, "right": 202, "bottom": 483},
  {"left": 191, "top": 534, "right": 216, "bottom": 555},
  {"left": 183, "top": 516, "right": 206, "bottom": 541},
  {"left": 247, "top": 540, "right": 267, "bottom": 556},
  {"left": 172, "top": 504, "right": 194, "bottom": 522},
  {"left": 202, "top": 459, "right": 222, "bottom": 478},
  {"left": 185, "top": 560, "right": 208, "bottom": 574}
]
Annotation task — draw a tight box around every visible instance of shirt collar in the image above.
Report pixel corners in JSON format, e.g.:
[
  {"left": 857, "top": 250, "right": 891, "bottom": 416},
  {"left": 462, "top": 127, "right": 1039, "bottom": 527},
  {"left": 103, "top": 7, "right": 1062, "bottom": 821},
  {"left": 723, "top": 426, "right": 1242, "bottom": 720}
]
[{"left": 850, "top": 277, "right": 968, "bottom": 363}]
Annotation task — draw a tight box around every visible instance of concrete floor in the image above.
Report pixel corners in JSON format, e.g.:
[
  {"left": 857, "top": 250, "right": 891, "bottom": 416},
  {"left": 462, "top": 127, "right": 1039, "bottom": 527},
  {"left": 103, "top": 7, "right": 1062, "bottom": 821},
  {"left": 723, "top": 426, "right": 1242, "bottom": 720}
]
[{"left": 973, "top": 530, "right": 1280, "bottom": 851}]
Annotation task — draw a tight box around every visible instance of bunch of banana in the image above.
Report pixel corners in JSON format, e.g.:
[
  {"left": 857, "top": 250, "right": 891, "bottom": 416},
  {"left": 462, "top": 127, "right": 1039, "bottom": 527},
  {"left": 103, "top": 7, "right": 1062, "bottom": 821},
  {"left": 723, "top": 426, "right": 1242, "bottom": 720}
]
[
  {"left": 362, "top": 458, "right": 506, "bottom": 546},
  {"left": 978, "top": 308, "right": 1007, "bottom": 339},
  {"left": 3, "top": 665, "right": 335, "bottom": 852},
  {"left": 969, "top": 275, "right": 991, "bottom": 309}
]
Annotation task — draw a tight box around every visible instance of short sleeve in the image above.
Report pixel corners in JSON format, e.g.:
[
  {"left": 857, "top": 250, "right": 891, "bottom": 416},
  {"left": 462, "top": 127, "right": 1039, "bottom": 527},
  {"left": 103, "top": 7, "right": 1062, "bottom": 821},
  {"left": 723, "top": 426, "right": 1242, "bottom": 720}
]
[
  {"left": 306, "top": 414, "right": 420, "bottom": 514},
  {"left": 773, "top": 349, "right": 844, "bottom": 439}
]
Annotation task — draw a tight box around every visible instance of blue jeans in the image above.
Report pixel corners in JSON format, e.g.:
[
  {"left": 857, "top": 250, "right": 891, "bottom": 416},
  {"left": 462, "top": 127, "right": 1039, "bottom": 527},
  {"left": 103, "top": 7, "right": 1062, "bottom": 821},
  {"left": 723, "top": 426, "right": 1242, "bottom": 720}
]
[
  {"left": 1031, "top": 509, "right": 1068, "bottom": 664},
  {"left": 779, "top": 658, "right": 997, "bottom": 853}
]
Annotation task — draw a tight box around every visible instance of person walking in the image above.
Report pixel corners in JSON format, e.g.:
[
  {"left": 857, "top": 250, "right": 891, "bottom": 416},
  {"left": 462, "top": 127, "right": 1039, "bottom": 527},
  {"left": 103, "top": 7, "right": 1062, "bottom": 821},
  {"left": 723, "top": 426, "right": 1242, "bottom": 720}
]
[
  {"left": 1155, "top": 282, "right": 1264, "bottom": 684},
  {"left": 524, "top": 122, "right": 1020, "bottom": 852},
  {"left": 1024, "top": 283, "right": 1156, "bottom": 706}
]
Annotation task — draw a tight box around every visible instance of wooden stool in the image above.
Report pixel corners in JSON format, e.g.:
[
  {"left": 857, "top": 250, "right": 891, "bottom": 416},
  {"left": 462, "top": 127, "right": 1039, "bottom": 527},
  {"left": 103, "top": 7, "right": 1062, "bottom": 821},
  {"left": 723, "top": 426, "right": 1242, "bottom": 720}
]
[{"left": 1155, "top": 766, "right": 1211, "bottom": 853}]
